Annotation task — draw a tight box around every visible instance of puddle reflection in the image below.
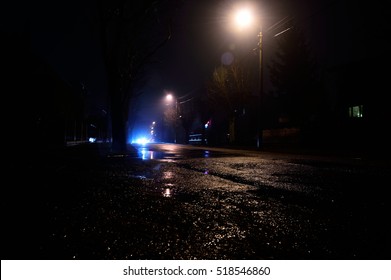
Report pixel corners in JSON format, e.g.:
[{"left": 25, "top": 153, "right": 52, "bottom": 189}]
[
  {"left": 162, "top": 188, "right": 172, "bottom": 198},
  {"left": 162, "top": 183, "right": 175, "bottom": 198},
  {"left": 137, "top": 147, "right": 164, "bottom": 160},
  {"left": 139, "top": 147, "right": 152, "bottom": 160},
  {"left": 163, "top": 171, "right": 174, "bottom": 180}
]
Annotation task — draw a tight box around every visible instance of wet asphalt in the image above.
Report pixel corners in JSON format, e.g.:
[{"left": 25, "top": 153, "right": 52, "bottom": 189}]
[{"left": 3, "top": 143, "right": 390, "bottom": 260}]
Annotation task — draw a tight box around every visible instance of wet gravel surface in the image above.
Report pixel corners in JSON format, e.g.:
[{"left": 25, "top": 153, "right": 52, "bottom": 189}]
[{"left": 3, "top": 143, "right": 390, "bottom": 260}]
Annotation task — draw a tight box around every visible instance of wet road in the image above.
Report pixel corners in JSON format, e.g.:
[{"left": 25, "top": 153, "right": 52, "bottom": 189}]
[
  {"left": 4, "top": 143, "right": 390, "bottom": 259},
  {"left": 128, "top": 143, "right": 390, "bottom": 259}
]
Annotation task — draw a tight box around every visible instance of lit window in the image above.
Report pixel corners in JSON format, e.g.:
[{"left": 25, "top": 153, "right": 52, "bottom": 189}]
[{"left": 349, "top": 105, "right": 363, "bottom": 118}]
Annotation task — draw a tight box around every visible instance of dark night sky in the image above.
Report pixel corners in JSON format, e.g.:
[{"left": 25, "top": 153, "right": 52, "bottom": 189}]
[
  {"left": 1, "top": 0, "right": 107, "bottom": 115},
  {"left": 2, "top": 0, "right": 389, "bottom": 139}
]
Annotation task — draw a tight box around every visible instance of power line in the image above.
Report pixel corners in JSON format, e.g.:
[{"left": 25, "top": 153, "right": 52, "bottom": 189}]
[{"left": 266, "top": 15, "right": 294, "bottom": 33}]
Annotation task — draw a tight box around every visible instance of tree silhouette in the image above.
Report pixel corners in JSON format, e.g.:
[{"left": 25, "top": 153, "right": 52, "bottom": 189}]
[
  {"left": 267, "top": 24, "right": 324, "bottom": 128},
  {"left": 2, "top": 30, "right": 85, "bottom": 150},
  {"left": 97, "top": 0, "right": 176, "bottom": 152},
  {"left": 207, "top": 61, "right": 254, "bottom": 144}
]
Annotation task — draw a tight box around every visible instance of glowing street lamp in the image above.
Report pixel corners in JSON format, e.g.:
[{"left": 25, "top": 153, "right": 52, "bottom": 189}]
[
  {"left": 150, "top": 121, "right": 156, "bottom": 142},
  {"left": 234, "top": 8, "right": 253, "bottom": 29},
  {"left": 166, "top": 93, "right": 174, "bottom": 103},
  {"left": 165, "top": 93, "right": 178, "bottom": 143}
]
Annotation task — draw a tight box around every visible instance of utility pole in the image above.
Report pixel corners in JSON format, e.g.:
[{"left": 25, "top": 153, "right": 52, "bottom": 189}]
[{"left": 257, "top": 26, "right": 263, "bottom": 149}]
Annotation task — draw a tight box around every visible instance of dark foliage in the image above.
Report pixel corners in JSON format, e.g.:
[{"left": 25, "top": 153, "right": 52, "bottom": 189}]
[
  {"left": 267, "top": 24, "right": 325, "bottom": 128},
  {"left": 97, "top": 0, "right": 181, "bottom": 152}
]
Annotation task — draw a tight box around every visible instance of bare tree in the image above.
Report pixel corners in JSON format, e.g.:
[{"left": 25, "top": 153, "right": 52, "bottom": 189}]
[
  {"left": 207, "top": 62, "right": 252, "bottom": 144},
  {"left": 97, "top": 0, "right": 174, "bottom": 152}
]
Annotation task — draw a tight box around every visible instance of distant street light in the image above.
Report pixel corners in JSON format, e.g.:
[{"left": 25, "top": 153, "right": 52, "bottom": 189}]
[
  {"left": 150, "top": 121, "right": 156, "bottom": 142},
  {"left": 165, "top": 92, "right": 178, "bottom": 143},
  {"left": 166, "top": 93, "right": 174, "bottom": 103}
]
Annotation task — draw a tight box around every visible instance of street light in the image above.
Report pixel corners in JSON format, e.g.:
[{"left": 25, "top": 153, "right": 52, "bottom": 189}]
[
  {"left": 234, "top": 8, "right": 253, "bottom": 29},
  {"left": 165, "top": 93, "right": 178, "bottom": 143},
  {"left": 233, "top": 7, "right": 263, "bottom": 149},
  {"left": 166, "top": 93, "right": 174, "bottom": 103},
  {"left": 150, "top": 121, "right": 156, "bottom": 142}
]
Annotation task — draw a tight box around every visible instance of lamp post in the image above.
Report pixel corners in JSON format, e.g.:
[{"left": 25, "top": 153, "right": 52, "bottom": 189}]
[
  {"left": 234, "top": 7, "right": 263, "bottom": 148},
  {"left": 165, "top": 93, "right": 178, "bottom": 143},
  {"left": 257, "top": 26, "right": 263, "bottom": 149}
]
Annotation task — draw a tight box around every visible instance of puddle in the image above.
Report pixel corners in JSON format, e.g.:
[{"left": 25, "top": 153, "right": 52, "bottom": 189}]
[
  {"left": 162, "top": 187, "right": 173, "bottom": 198},
  {"left": 138, "top": 147, "right": 165, "bottom": 160},
  {"left": 128, "top": 174, "right": 153, "bottom": 180},
  {"left": 162, "top": 171, "right": 174, "bottom": 180},
  {"left": 139, "top": 183, "right": 198, "bottom": 202}
]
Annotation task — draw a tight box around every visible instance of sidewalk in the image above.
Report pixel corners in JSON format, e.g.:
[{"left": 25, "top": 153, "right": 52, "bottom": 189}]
[{"left": 221, "top": 141, "right": 388, "bottom": 159}]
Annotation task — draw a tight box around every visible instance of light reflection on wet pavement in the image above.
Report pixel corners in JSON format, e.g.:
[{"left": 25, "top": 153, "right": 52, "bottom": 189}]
[{"left": 11, "top": 143, "right": 390, "bottom": 260}]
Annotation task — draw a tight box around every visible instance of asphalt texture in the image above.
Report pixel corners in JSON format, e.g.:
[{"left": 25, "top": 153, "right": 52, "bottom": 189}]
[{"left": 3, "top": 142, "right": 390, "bottom": 260}]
